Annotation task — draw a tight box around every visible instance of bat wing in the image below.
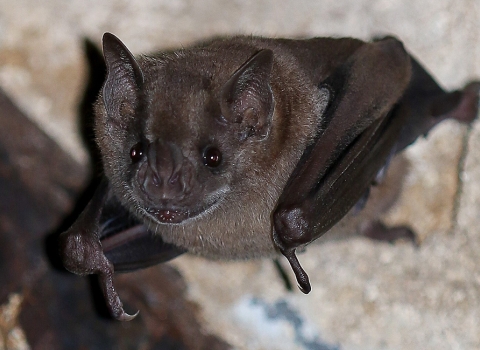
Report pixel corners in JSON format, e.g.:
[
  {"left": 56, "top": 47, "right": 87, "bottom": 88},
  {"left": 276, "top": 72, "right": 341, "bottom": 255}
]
[
  {"left": 273, "top": 37, "right": 480, "bottom": 294},
  {"left": 273, "top": 37, "right": 410, "bottom": 293}
]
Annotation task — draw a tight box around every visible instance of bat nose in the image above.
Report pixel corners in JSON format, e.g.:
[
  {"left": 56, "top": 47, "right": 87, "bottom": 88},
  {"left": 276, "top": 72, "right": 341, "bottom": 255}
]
[{"left": 141, "top": 139, "right": 189, "bottom": 201}]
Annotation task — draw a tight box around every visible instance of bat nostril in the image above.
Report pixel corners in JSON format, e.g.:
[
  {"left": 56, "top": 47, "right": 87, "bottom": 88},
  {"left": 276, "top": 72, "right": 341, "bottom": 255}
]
[
  {"left": 140, "top": 160, "right": 190, "bottom": 202},
  {"left": 152, "top": 173, "right": 161, "bottom": 187},
  {"left": 169, "top": 172, "right": 180, "bottom": 185}
]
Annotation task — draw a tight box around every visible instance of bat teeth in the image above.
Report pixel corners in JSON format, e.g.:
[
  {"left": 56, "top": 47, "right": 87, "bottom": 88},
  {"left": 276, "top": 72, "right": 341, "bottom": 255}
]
[
  {"left": 159, "top": 209, "right": 177, "bottom": 222},
  {"left": 144, "top": 199, "right": 216, "bottom": 224},
  {"left": 147, "top": 207, "right": 184, "bottom": 223}
]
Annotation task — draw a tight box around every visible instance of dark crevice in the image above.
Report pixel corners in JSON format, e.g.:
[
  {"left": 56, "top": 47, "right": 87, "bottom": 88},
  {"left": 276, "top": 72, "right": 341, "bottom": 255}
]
[{"left": 450, "top": 121, "right": 476, "bottom": 235}]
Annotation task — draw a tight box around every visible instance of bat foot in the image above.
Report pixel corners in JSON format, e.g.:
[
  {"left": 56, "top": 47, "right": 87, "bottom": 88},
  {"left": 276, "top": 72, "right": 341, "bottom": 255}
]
[
  {"left": 446, "top": 81, "right": 480, "bottom": 124},
  {"left": 360, "top": 220, "right": 418, "bottom": 246}
]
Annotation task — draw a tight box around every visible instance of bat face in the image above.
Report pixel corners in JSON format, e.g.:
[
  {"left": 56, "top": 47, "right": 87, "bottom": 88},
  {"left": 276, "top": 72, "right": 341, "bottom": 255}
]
[
  {"left": 104, "top": 69, "right": 236, "bottom": 225},
  {"left": 96, "top": 37, "right": 275, "bottom": 228}
]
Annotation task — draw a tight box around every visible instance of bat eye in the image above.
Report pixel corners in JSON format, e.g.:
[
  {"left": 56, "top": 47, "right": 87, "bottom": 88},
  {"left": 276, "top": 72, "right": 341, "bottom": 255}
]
[
  {"left": 203, "top": 146, "right": 222, "bottom": 168},
  {"left": 130, "top": 142, "right": 144, "bottom": 163}
]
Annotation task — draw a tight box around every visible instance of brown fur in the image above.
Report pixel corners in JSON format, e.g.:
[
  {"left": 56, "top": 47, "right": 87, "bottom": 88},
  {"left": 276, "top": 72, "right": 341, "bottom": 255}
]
[{"left": 94, "top": 35, "right": 410, "bottom": 259}]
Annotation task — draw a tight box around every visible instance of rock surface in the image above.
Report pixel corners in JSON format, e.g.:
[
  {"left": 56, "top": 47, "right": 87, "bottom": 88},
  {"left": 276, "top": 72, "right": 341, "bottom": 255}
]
[{"left": 0, "top": 1, "right": 479, "bottom": 349}]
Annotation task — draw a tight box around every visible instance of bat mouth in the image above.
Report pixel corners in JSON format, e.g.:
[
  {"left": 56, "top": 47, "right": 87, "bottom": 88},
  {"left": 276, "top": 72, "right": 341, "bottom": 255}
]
[
  {"left": 144, "top": 202, "right": 216, "bottom": 224},
  {"left": 135, "top": 186, "right": 229, "bottom": 225},
  {"left": 146, "top": 208, "right": 188, "bottom": 223}
]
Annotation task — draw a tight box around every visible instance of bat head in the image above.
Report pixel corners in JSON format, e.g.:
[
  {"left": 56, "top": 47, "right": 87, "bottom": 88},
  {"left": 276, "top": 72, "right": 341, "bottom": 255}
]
[{"left": 95, "top": 33, "right": 275, "bottom": 225}]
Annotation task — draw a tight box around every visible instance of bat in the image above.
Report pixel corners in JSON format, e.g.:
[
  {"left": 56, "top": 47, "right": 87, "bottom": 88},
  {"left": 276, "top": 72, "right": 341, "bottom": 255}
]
[{"left": 59, "top": 33, "right": 480, "bottom": 320}]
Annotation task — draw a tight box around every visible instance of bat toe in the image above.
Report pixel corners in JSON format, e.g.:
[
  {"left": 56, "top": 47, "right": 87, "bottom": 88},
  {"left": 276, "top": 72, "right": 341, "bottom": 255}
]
[{"left": 360, "top": 220, "right": 418, "bottom": 246}]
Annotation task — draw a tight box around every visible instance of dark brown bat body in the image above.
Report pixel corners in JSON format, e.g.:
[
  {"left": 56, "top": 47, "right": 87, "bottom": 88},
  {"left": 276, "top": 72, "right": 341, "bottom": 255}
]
[{"left": 59, "top": 33, "right": 480, "bottom": 320}]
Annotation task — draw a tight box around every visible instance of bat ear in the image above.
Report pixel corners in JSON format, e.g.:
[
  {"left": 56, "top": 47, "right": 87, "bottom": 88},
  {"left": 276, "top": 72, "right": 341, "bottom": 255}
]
[
  {"left": 102, "top": 33, "right": 144, "bottom": 120},
  {"left": 220, "top": 49, "right": 274, "bottom": 140}
]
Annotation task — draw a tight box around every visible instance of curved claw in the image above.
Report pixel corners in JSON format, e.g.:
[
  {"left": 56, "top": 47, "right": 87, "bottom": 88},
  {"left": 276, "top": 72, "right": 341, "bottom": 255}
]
[
  {"left": 97, "top": 257, "right": 138, "bottom": 321},
  {"left": 59, "top": 180, "right": 138, "bottom": 321},
  {"left": 281, "top": 248, "right": 311, "bottom": 294},
  {"left": 117, "top": 309, "right": 139, "bottom": 322}
]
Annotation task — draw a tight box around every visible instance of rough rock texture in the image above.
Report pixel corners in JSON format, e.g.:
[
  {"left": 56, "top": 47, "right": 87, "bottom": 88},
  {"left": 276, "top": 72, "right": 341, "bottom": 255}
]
[{"left": 0, "top": 0, "right": 479, "bottom": 349}]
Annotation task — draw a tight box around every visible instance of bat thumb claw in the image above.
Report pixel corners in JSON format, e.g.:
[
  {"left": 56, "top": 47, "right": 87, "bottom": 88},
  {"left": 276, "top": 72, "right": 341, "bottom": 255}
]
[
  {"left": 117, "top": 310, "right": 139, "bottom": 322},
  {"left": 281, "top": 249, "right": 311, "bottom": 294},
  {"left": 97, "top": 259, "right": 139, "bottom": 322},
  {"left": 298, "top": 282, "right": 311, "bottom": 294}
]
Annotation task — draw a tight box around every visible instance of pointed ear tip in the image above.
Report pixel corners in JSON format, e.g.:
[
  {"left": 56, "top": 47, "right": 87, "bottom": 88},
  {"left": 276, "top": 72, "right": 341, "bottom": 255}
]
[
  {"left": 102, "top": 32, "right": 123, "bottom": 51},
  {"left": 102, "top": 32, "right": 114, "bottom": 42}
]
